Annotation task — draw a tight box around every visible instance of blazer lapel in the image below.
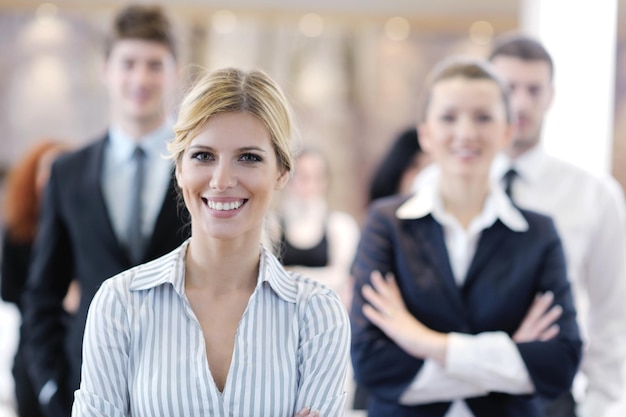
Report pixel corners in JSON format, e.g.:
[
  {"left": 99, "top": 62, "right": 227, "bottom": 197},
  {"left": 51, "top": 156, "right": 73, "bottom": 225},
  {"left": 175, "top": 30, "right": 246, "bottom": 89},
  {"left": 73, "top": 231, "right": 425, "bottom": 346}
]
[
  {"left": 463, "top": 220, "right": 508, "bottom": 290},
  {"left": 144, "top": 170, "right": 189, "bottom": 261},
  {"left": 415, "top": 217, "right": 466, "bottom": 317},
  {"left": 81, "top": 135, "right": 128, "bottom": 262}
]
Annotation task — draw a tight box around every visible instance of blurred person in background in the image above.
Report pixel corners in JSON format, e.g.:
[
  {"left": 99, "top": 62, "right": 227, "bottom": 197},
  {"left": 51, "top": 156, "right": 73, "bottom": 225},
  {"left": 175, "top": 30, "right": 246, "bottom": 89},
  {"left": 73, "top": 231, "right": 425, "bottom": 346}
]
[
  {"left": 1, "top": 140, "right": 72, "bottom": 417},
  {"left": 353, "top": 127, "right": 431, "bottom": 411},
  {"left": 490, "top": 34, "right": 626, "bottom": 417},
  {"left": 350, "top": 56, "right": 581, "bottom": 417},
  {"left": 20, "top": 5, "right": 188, "bottom": 417},
  {"left": 275, "top": 147, "right": 360, "bottom": 309},
  {"left": 273, "top": 148, "right": 359, "bottom": 415}
]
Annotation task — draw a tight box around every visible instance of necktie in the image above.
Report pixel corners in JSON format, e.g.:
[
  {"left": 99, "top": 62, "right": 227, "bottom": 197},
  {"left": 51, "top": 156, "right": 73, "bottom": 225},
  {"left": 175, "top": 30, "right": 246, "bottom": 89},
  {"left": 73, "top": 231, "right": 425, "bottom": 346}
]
[
  {"left": 128, "top": 146, "right": 146, "bottom": 264},
  {"left": 503, "top": 168, "right": 518, "bottom": 202}
]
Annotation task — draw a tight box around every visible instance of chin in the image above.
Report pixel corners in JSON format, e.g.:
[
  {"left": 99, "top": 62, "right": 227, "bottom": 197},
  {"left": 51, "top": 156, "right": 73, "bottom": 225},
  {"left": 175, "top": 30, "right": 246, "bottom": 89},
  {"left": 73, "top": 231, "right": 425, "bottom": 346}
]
[{"left": 202, "top": 223, "right": 246, "bottom": 241}]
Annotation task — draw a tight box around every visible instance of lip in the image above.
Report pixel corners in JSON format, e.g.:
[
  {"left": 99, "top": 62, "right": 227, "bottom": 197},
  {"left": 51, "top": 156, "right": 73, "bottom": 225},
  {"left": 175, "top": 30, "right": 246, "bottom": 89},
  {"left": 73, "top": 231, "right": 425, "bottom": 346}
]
[
  {"left": 452, "top": 148, "right": 480, "bottom": 160},
  {"left": 513, "top": 116, "right": 530, "bottom": 128},
  {"left": 129, "top": 94, "right": 152, "bottom": 103},
  {"left": 201, "top": 197, "right": 248, "bottom": 218}
]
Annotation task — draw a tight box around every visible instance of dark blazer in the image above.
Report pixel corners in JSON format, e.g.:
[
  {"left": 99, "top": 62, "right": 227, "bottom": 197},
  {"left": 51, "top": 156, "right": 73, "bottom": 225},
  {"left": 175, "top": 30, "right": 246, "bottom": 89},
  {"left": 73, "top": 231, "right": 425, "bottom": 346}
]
[
  {"left": 1, "top": 236, "right": 31, "bottom": 309},
  {"left": 21, "top": 134, "right": 189, "bottom": 417},
  {"left": 350, "top": 195, "right": 582, "bottom": 417},
  {"left": 2, "top": 237, "right": 48, "bottom": 417}
]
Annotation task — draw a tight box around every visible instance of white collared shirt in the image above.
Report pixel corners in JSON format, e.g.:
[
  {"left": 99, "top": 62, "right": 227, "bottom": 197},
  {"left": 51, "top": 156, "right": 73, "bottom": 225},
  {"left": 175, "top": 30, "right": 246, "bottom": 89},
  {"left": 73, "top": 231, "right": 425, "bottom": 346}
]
[
  {"left": 101, "top": 123, "right": 174, "bottom": 247},
  {"left": 398, "top": 174, "right": 534, "bottom": 416},
  {"left": 492, "top": 146, "right": 626, "bottom": 417},
  {"left": 72, "top": 240, "right": 350, "bottom": 417}
]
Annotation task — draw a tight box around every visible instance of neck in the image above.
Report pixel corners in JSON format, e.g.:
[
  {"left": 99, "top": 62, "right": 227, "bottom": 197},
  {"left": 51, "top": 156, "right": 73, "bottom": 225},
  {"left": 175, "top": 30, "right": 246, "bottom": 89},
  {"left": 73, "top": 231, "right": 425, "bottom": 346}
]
[
  {"left": 506, "top": 138, "right": 540, "bottom": 160},
  {"left": 439, "top": 174, "right": 489, "bottom": 229},
  {"left": 185, "top": 235, "right": 260, "bottom": 294},
  {"left": 113, "top": 114, "right": 165, "bottom": 141},
  {"left": 283, "top": 197, "right": 326, "bottom": 219}
]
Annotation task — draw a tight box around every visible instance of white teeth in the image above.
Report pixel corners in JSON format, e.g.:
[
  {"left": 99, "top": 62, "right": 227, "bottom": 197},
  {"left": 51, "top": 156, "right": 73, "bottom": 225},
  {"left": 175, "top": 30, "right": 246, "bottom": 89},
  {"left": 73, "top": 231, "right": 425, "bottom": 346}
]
[{"left": 207, "top": 200, "right": 243, "bottom": 211}]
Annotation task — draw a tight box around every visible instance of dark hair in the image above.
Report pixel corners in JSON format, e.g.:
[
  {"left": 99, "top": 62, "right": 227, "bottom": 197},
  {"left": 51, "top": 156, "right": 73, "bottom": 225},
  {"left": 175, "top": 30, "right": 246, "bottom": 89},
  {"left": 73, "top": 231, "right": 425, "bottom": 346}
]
[
  {"left": 489, "top": 33, "right": 554, "bottom": 80},
  {"left": 368, "top": 128, "right": 422, "bottom": 202},
  {"left": 105, "top": 4, "right": 177, "bottom": 59},
  {"left": 419, "top": 55, "right": 511, "bottom": 124}
]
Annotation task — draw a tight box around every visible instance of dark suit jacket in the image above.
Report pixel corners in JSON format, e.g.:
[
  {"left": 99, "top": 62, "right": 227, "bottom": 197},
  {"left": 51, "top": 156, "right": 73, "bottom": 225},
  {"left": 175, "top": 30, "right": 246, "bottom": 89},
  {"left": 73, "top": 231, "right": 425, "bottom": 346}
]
[
  {"left": 350, "top": 195, "right": 582, "bottom": 417},
  {"left": 1, "top": 236, "right": 31, "bottom": 310},
  {"left": 21, "top": 134, "right": 189, "bottom": 417}
]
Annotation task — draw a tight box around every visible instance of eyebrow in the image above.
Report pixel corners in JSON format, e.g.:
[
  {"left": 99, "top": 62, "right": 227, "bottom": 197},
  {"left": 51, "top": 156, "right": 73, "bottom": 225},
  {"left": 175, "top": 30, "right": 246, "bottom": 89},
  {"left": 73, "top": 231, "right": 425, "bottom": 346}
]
[{"left": 188, "top": 145, "right": 268, "bottom": 153}]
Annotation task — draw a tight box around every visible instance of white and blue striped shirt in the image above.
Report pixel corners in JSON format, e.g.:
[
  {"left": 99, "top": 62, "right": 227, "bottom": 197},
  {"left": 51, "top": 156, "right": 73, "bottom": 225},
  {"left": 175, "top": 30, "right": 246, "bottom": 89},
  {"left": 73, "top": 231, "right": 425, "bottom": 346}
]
[{"left": 72, "top": 240, "right": 350, "bottom": 417}]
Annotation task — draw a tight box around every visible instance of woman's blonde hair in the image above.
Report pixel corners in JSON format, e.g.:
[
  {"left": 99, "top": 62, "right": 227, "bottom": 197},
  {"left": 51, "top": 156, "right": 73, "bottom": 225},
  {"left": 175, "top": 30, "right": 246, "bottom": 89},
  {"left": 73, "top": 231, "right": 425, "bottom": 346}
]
[{"left": 168, "top": 67, "right": 296, "bottom": 174}]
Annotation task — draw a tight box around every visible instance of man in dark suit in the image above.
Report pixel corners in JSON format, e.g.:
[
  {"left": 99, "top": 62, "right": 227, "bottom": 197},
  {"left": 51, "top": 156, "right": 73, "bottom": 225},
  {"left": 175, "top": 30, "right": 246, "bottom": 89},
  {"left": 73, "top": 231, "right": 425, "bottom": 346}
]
[{"left": 21, "top": 5, "right": 188, "bottom": 417}]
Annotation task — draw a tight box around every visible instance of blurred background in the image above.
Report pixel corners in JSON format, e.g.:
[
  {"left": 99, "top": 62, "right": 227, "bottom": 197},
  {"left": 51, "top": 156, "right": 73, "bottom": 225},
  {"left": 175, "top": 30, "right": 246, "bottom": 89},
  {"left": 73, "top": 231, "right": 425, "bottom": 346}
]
[
  {"left": 1, "top": 0, "right": 625, "bottom": 222},
  {"left": 1, "top": 1, "right": 626, "bottom": 415}
]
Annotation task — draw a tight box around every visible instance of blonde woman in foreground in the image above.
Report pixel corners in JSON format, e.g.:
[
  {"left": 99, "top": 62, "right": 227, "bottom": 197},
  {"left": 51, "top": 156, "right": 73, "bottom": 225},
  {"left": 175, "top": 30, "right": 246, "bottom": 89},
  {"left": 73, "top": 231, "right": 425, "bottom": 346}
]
[{"left": 72, "top": 68, "right": 350, "bottom": 417}]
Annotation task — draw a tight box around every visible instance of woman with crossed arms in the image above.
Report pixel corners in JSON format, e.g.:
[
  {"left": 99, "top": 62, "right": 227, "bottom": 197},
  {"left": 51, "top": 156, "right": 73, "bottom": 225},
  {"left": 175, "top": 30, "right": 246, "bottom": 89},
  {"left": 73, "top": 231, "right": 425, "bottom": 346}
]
[{"left": 350, "top": 56, "right": 581, "bottom": 416}]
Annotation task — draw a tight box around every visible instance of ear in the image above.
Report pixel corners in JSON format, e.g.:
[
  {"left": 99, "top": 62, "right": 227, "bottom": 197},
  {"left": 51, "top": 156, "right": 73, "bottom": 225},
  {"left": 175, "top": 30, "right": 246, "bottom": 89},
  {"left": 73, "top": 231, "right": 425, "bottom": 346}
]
[
  {"left": 545, "top": 84, "right": 555, "bottom": 110},
  {"left": 417, "top": 123, "right": 433, "bottom": 155},
  {"left": 501, "top": 123, "right": 515, "bottom": 150},
  {"left": 101, "top": 57, "right": 110, "bottom": 87},
  {"left": 175, "top": 165, "right": 182, "bottom": 188},
  {"left": 275, "top": 169, "right": 290, "bottom": 190}
]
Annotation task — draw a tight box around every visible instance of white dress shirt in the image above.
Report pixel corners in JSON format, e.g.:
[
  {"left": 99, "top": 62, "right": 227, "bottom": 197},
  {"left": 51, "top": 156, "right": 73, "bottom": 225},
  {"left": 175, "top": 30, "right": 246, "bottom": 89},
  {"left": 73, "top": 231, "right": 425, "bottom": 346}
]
[
  {"left": 399, "top": 174, "right": 534, "bottom": 416},
  {"left": 491, "top": 146, "right": 626, "bottom": 417},
  {"left": 72, "top": 240, "right": 350, "bottom": 417},
  {"left": 101, "top": 123, "right": 174, "bottom": 246}
]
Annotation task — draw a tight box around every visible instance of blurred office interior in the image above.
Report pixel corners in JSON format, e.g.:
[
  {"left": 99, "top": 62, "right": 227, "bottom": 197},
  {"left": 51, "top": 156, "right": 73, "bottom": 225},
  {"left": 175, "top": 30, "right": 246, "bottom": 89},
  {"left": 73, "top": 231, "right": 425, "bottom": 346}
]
[
  {"left": 1, "top": 2, "right": 626, "bottom": 416},
  {"left": 0, "top": 0, "right": 624, "bottom": 220}
]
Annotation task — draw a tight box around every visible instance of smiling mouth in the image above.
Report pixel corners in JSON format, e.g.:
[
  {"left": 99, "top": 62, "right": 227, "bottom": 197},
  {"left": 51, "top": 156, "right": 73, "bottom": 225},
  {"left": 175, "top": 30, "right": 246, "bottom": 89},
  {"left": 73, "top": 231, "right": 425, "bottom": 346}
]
[
  {"left": 454, "top": 149, "right": 479, "bottom": 157},
  {"left": 202, "top": 198, "right": 247, "bottom": 211}
]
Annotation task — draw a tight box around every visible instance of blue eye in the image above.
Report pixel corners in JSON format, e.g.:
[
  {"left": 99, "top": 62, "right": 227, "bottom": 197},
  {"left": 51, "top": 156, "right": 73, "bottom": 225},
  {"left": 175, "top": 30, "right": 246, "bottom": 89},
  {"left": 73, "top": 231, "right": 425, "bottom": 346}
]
[
  {"left": 191, "top": 152, "right": 213, "bottom": 161},
  {"left": 240, "top": 153, "right": 262, "bottom": 162}
]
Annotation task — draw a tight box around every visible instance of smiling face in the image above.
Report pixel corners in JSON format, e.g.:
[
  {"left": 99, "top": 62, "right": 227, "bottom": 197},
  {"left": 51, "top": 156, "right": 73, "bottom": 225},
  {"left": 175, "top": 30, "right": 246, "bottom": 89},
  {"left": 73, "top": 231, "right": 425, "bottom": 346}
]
[
  {"left": 419, "top": 76, "right": 512, "bottom": 181},
  {"left": 104, "top": 39, "right": 178, "bottom": 132},
  {"left": 176, "top": 112, "right": 288, "bottom": 244}
]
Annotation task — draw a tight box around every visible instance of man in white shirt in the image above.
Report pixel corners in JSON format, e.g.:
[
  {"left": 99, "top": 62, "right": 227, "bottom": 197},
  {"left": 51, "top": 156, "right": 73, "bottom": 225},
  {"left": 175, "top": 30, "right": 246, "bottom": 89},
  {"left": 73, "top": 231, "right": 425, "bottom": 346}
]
[{"left": 489, "top": 34, "right": 626, "bottom": 417}]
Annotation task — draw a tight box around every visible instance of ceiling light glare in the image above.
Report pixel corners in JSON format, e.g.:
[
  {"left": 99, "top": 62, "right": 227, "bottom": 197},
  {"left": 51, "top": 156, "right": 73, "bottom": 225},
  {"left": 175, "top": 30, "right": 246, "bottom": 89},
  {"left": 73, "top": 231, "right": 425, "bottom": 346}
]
[
  {"left": 469, "top": 20, "right": 494, "bottom": 45},
  {"left": 212, "top": 10, "right": 237, "bottom": 34},
  {"left": 299, "top": 13, "right": 324, "bottom": 37},
  {"left": 385, "top": 17, "right": 410, "bottom": 41}
]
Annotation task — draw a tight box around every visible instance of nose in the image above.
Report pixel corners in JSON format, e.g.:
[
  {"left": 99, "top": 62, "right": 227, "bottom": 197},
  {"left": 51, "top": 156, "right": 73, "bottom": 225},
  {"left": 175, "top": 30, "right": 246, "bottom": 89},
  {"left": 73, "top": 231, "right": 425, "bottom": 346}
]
[
  {"left": 509, "top": 89, "right": 532, "bottom": 115},
  {"left": 209, "top": 160, "right": 237, "bottom": 191},
  {"left": 455, "top": 116, "right": 478, "bottom": 142},
  {"left": 130, "top": 63, "right": 154, "bottom": 88}
]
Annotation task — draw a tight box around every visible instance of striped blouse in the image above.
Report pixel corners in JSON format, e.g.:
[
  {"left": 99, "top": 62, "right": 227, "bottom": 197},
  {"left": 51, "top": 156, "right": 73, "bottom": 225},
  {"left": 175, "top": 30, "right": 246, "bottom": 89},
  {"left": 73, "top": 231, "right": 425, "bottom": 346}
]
[{"left": 72, "top": 240, "right": 350, "bottom": 417}]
